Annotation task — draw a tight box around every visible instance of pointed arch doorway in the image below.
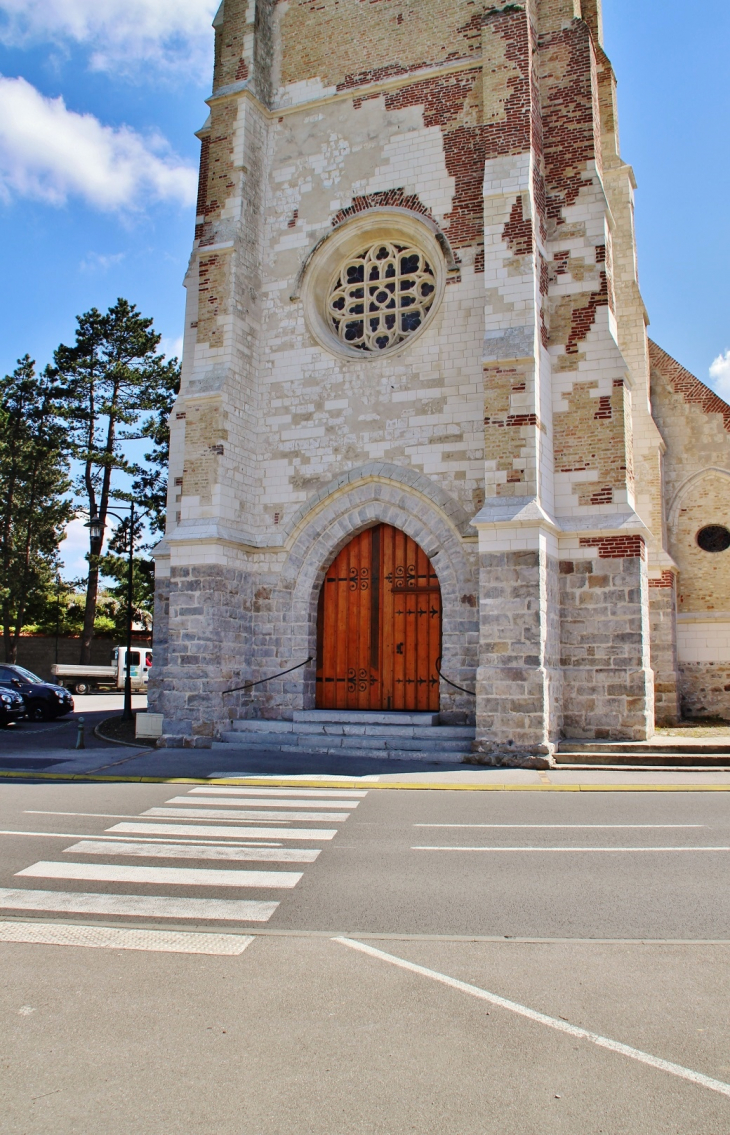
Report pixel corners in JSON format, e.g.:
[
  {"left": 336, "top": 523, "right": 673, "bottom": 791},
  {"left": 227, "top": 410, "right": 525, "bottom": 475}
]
[{"left": 315, "top": 523, "right": 442, "bottom": 712}]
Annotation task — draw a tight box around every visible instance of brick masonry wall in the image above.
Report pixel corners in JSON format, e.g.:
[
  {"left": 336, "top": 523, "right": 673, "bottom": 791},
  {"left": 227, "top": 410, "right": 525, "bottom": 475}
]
[
  {"left": 474, "top": 547, "right": 560, "bottom": 764},
  {"left": 649, "top": 341, "right": 730, "bottom": 623},
  {"left": 679, "top": 663, "right": 730, "bottom": 722},
  {"left": 558, "top": 550, "right": 654, "bottom": 740},
  {"left": 149, "top": 565, "right": 253, "bottom": 745},
  {"left": 648, "top": 575, "right": 680, "bottom": 726}
]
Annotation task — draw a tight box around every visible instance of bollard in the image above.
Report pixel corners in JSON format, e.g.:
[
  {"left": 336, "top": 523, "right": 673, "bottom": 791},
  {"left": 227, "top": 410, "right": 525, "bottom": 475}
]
[{"left": 75, "top": 716, "right": 85, "bottom": 750}]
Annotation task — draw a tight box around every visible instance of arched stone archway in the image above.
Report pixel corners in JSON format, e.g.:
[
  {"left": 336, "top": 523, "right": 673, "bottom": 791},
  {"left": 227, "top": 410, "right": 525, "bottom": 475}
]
[{"left": 249, "top": 477, "right": 479, "bottom": 722}]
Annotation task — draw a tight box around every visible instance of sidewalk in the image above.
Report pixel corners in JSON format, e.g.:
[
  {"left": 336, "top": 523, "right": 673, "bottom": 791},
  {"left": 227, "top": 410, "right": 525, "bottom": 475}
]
[
  {"left": 1, "top": 741, "right": 729, "bottom": 788},
  {"left": 2, "top": 693, "right": 730, "bottom": 787}
]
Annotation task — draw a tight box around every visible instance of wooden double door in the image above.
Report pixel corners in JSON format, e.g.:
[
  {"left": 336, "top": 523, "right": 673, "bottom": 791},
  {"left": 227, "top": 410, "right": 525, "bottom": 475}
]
[{"left": 316, "top": 523, "right": 442, "bottom": 712}]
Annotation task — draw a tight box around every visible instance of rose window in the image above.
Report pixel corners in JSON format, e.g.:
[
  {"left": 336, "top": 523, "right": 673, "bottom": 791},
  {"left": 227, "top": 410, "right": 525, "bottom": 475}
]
[{"left": 327, "top": 241, "right": 437, "bottom": 353}]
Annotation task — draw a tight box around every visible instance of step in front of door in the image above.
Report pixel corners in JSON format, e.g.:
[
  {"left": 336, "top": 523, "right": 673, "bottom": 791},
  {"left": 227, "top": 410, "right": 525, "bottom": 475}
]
[
  {"left": 219, "top": 730, "right": 473, "bottom": 754},
  {"left": 295, "top": 710, "right": 439, "bottom": 726},
  {"left": 213, "top": 737, "right": 471, "bottom": 763},
  {"left": 228, "top": 719, "right": 472, "bottom": 740},
  {"left": 555, "top": 751, "right": 730, "bottom": 767}
]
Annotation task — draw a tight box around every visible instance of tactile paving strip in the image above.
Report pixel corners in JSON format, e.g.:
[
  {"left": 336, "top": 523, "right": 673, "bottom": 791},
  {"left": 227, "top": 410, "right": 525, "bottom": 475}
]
[{"left": 0, "top": 920, "right": 254, "bottom": 955}]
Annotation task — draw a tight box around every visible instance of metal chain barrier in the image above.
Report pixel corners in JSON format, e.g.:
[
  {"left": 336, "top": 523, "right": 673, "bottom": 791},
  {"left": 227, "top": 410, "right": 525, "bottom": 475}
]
[
  {"left": 435, "top": 656, "right": 476, "bottom": 697},
  {"left": 222, "top": 657, "right": 313, "bottom": 696}
]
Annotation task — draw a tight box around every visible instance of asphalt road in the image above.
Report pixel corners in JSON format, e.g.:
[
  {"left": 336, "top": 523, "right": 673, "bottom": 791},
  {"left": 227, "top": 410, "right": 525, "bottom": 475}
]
[{"left": 1, "top": 778, "right": 729, "bottom": 1133}]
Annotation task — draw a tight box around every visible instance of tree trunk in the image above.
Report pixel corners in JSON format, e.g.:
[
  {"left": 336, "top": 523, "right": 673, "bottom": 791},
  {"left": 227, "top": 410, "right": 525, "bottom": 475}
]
[
  {"left": 3, "top": 606, "right": 12, "bottom": 663},
  {"left": 80, "top": 551, "right": 100, "bottom": 664}
]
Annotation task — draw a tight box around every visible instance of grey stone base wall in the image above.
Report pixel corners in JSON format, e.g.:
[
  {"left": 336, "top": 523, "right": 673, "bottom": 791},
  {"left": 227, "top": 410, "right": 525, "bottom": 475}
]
[
  {"left": 150, "top": 476, "right": 482, "bottom": 742},
  {"left": 558, "top": 552, "right": 653, "bottom": 741},
  {"left": 474, "top": 548, "right": 561, "bottom": 764},
  {"left": 649, "top": 582, "right": 680, "bottom": 726},
  {"left": 679, "top": 663, "right": 730, "bottom": 721},
  {"left": 147, "top": 565, "right": 253, "bottom": 743}
]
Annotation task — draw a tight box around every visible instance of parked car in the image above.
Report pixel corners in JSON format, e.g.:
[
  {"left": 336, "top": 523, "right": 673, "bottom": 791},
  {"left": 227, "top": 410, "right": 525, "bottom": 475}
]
[
  {"left": 0, "top": 685, "right": 26, "bottom": 727},
  {"left": 0, "top": 664, "right": 74, "bottom": 722}
]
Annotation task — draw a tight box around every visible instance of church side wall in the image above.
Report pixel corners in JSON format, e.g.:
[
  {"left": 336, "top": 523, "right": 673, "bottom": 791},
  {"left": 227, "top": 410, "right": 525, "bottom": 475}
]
[{"left": 650, "top": 342, "right": 730, "bottom": 721}]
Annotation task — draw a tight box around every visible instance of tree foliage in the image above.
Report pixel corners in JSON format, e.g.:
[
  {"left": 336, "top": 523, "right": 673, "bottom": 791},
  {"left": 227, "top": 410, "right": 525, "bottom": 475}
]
[
  {"left": 130, "top": 366, "right": 179, "bottom": 542},
  {"left": 51, "top": 299, "right": 180, "bottom": 662},
  {"left": 0, "top": 357, "right": 73, "bottom": 662}
]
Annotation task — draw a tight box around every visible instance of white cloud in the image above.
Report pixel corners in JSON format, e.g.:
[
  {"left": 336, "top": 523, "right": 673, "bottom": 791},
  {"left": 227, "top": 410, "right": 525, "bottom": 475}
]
[
  {"left": 80, "top": 251, "right": 126, "bottom": 272},
  {"left": 59, "top": 516, "right": 91, "bottom": 581},
  {"left": 709, "top": 350, "right": 730, "bottom": 403},
  {"left": 159, "top": 335, "right": 184, "bottom": 361},
  {"left": 0, "top": 0, "right": 217, "bottom": 78},
  {"left": 0, "top": 76, "right": 197, "bottom": 211}
]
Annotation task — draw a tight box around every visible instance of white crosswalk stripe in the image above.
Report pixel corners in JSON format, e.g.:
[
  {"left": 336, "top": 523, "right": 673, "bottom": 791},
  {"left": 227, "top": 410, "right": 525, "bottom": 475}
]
[
  {"left": 64, "top": 841, "right": 320, "bottom": 863},
  {"left": 1, "top": 784, "right": 369, "bottom": 947},
  {"left": 16, "top": 861, "right": 304, "bottom": 888},
  {"left": 108, "top": 823, "right": 337, "bottom": 839},
  {"left": 190, "top": 787, "right": 367, "bottom": 798},
  {"left": 164, "top": 795, "right": 360, "bottom": 810},
  {"left": 144, "top": 807, "right": 351, "bottom": 822},
  {"left": 0, "top": 889, "right": 278, "bottom": 921}
]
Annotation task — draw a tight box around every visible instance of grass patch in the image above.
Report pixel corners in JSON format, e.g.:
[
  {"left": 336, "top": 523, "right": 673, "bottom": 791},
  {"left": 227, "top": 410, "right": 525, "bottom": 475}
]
[{"left": 97, "top": 714, "right": 138, "bottom": 745}]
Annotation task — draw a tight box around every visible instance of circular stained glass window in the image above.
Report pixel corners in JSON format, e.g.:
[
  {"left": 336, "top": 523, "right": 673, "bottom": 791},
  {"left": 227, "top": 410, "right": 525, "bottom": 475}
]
[
  {"left": 696, "top": 525, "right": 730, "bottom": 553},
  {"left": 327, "top": 241, "right": 437, "bottom": 353}
]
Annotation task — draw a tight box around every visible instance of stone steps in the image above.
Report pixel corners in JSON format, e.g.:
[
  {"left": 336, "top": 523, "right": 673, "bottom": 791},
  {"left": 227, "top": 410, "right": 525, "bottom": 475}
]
[
  {"left": 294, "top": 710, "right": 438, "bottom": 726},
  {"left": 227, "top": 720, "right": 473, "bottom": 741},
  {"left": 556, "top": 751, "right": 730, "bottom": 768},
  {"left": 557, "top": 740, "right": 730, "bottom": 755},
  {"left": 212, "top": 740, "right": 468, "bottom": 762},
  {"left": 556, "top": 739, "right": 730, "bottom": 767},
  {"left": 216, "top": 709, "right": 475, "bottom": 761}
]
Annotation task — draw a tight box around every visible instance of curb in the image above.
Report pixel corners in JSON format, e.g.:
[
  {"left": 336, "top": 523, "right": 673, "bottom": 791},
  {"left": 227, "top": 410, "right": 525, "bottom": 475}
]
[
  {"left": 93, "top": 716, "right": 147, "bottom": 749},
  {"left": 0, "top": 770, "right": 728, "bottom": 790}
]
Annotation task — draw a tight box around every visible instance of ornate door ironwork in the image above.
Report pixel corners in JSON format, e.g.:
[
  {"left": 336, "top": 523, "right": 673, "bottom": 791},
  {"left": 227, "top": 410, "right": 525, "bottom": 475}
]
[{"left": 316, "top": 524, "right": 442, "bottom": 711}]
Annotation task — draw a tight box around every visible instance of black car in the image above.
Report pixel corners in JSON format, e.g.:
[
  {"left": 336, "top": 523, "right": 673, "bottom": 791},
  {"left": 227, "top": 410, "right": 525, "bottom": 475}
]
[
  {"left": 0, "top": 664, "right": 74, "bottom": 722},
  {"left": 0, "top": 685, "right": 26, "bottom": 727}
]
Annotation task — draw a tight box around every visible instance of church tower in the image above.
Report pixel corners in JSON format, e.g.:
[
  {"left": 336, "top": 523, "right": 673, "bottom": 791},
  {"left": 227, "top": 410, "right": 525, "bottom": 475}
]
[{"left": 150, "top": 0, "right": 706, "bottom": 760}]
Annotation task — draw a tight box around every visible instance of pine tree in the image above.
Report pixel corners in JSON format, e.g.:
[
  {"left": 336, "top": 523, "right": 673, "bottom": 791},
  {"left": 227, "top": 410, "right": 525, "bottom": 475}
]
[
  {"left": 0, "top": 357, "right": 73, "bottom": 662},
  {"left": 130, "top": 360, "right": 180, "bottom": 540},
  {"left": 52, "top": 299, "right": 180, "bottom": 664}
]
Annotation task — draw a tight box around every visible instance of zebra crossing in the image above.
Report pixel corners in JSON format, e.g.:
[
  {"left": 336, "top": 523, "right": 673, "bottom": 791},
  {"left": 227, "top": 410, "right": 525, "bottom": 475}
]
[{"left": 0, "top": 783, "right": 367, "bottom": 953}]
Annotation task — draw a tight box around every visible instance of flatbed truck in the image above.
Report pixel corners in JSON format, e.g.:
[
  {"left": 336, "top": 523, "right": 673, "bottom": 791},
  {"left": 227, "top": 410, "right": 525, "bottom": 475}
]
[{"left": 51, "top": 646, "right": 152, "bottom": 695}]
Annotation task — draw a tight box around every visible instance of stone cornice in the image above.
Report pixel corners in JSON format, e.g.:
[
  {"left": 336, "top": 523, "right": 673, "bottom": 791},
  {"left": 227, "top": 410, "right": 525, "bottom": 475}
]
[{"left": 206, "top": 54, "right": 483, "bottom": 118}]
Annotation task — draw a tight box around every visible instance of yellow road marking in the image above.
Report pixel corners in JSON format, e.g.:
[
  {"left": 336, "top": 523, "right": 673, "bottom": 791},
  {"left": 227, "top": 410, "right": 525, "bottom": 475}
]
[{"left": 0, "top": 771, "right": 729, "bottom": 791}]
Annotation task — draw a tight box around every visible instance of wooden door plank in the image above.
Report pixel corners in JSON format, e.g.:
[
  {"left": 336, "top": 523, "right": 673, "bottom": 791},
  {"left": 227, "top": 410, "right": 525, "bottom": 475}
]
[{"left": 316, "top": 522, "right": 442, "bottom": 714}]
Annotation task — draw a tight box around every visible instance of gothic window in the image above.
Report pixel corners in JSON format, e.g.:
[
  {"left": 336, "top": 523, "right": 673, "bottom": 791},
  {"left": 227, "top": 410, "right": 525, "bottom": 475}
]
[
  {"left": 299, "top": 211, "right": 447, "bottom": 360},
  {"left": 327, "top": 242, "right": 437, "bottom": 353}
]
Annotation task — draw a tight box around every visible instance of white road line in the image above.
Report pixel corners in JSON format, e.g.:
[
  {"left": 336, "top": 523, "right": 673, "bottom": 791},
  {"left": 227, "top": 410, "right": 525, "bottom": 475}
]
[
  {"left": 65, "top": 841, "right": 320, "bottom": 863},
  {"left": 26, "top": 812, "right": 155, "bottom": 820},
  {"left": 0, "top": 830, "right": 284, "bottom": 847},
  {"left": 16, "top": 861, "right": 303, "bottom": 889},
  {"left": 335, "top": 938, "right": 730, "bottom": 1101},
  {"left": 413, "top": 824, "right": 706, "bottom": 829},
  {"left": 144, "top": 807, "right": 350, "bottom": 822},
  {"left": 108, "top": 822, "right": 336, "bottom": 840},
  {"left": 165, "top": 796, "right": 359, "bottom": 810},
  {"left": 0, "top": 920, "right": 254, "bottom": 955},
  {"left": 412, "top": 846, "right": 730, "bottom": 853},
  {"left": 0, "top": 889, "right": 278, "bottom": 921},
  {"left": 190, "top": 787, "right": 367, "bottom": 798}
]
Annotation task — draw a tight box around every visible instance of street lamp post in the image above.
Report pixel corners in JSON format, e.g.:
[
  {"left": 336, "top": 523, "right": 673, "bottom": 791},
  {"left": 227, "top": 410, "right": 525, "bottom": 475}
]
[{"left": 85, "top": 500, "right": 143, "bottom": 724}]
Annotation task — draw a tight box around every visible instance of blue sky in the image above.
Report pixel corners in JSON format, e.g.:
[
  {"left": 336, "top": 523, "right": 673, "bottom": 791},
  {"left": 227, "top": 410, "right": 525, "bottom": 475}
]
[{"left": 0, "top": 0, "right": 728, "bottom": 577}]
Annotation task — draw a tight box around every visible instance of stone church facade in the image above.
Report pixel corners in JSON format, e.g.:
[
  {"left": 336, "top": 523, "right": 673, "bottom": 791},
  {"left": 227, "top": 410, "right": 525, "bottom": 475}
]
[{"left": 149, "top": 0, "right": 730, "bottom": 761}]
